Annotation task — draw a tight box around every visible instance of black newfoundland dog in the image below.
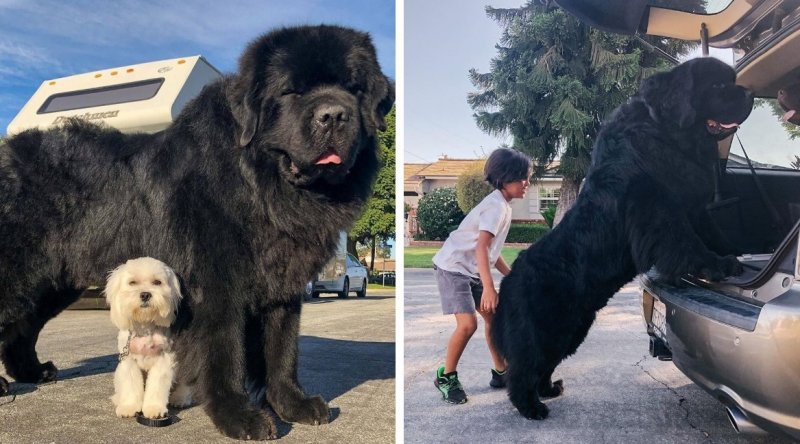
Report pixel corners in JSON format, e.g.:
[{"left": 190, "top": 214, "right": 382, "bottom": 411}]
[
  {"left": 492, "top": 57, "right": 753, "bottom": 420},
  {"left": 0, "top": 25, "right": 393, "bottom": 439}
]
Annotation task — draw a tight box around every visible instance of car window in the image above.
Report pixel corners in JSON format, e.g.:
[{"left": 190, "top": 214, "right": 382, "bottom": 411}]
[
  {"left": 347, "top": 254, "right": 361, "bottom": 267},
  {"left": 647, "top": 0, "right": 733, "bottom": 14},
  {"left": 730, "top": 99, "right": 800, "bottom": 171}
]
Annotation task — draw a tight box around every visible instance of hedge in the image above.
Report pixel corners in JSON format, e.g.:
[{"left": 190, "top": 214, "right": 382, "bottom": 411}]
[{"left": 506, "top": 223, "right": 550, "bottom": 244}]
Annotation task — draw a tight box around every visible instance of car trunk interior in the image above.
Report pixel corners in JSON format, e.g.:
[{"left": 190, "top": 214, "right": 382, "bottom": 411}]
[{"left": 696, "top": 159, "right": 800, "bottom": 296}]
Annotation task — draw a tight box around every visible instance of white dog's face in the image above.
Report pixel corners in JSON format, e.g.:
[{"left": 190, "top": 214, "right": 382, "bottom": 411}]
[{"left": 105, "top": 257, "right": 182, "bottom": 331}]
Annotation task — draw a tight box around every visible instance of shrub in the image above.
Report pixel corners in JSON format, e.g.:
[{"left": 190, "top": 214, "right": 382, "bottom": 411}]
[
  {"left": 541, "top": 206, "right": 556, "bottom": 228},
  {"left": 415, "top": 187, "right": 465, "bottom": 240},
  {"left": 506, "top": 223, "right": 550, "bottom": 244},
  {"left": 455, "top": 165, "right": 493, "bottom": 214}
]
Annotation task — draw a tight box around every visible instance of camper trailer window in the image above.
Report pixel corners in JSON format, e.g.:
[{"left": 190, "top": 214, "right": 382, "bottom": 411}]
[{"left": 37, "top": 78, "right": 164, "bottom": 114}]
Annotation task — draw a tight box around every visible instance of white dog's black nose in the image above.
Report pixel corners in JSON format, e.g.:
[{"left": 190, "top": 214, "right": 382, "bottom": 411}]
[{"left": 140, "top": 292, "right": 152, "bottom": 302}]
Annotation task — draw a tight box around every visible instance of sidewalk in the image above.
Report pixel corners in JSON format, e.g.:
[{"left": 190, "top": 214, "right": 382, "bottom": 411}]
[
  {"left": 1, "top": 292, "right": 395, "bottom": 443},
  {"left": 403, "top": 268, "right": 788, "bottom": 444}
]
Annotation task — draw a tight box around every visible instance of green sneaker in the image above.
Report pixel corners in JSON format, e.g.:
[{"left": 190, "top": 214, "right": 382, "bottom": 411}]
[
  {"left": 434, "top": 366, "right": 467, "bottom": 404},
  {"left": 489, "top": 368, "right": 506, "bottom": 388}
]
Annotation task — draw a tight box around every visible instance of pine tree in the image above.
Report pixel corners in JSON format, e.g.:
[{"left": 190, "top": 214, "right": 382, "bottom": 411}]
[{"left": 469, "top": 0, "right": 703, "bottom": 224}]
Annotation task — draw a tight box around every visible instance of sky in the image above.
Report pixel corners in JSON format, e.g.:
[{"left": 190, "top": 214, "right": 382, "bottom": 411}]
[
  {"left": 404, "top": 0, "right": 800, "bottom": 168},
  {"left": 404, "top": 0, "right": 520, "bottom": 164},
  {"left": 0, "top": 0, "right": 395, "bottom": 135}
]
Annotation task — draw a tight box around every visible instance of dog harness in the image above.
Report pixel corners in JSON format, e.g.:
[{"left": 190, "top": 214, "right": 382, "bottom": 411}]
[{"left": 118, "top": 328, "right": 167, "bottom": 362}]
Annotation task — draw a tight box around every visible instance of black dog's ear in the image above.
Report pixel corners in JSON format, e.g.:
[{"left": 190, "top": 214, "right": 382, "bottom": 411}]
[
  {"left": 232, "top": 33, "right": 278, "bottom": 148},
  {"left": 640, "top": 64, "right": 696, "bottom": 128},
  {"left": 373, "top": 77, "right": 395, "bottom": 132},
  {"left": 238, "top": 90, "right": 260, "bottom": 148}
]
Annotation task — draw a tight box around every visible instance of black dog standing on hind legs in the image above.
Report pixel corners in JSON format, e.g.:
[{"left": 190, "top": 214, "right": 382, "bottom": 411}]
[
  {"left": 491, "top": 57, "right": 754, "bottom": 421},
  {"left": 0, "top": 25, "right": 393, "bottom": 440}
]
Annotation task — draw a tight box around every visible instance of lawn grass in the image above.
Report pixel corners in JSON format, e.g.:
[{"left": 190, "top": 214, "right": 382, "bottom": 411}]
[{"left": 404, "top": 246, "right": 525, "bottom": 268}]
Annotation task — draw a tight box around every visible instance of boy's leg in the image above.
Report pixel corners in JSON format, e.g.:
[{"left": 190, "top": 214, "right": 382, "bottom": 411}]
[
  {"left": 444, "top": 313, "right": 478, "bottom": 373},
  {"left": 478, "top": 310, "right": 506, "bottom": 372}
]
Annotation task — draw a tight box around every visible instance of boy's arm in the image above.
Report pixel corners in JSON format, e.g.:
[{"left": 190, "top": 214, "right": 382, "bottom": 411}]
[
  {"left": 495, "top": 256, "right": 511, "bottom": 276},
  {"left": 476, "top": 230, "right": 498, "bottom": 313}
]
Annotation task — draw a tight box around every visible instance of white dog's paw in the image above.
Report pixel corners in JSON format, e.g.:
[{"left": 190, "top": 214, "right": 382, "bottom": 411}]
[
  {"left": 115, "top": 403, "right": 140, "bottom": 418},
  {"left": 141, "top": 402, "right": 168, "bottom": 419}
]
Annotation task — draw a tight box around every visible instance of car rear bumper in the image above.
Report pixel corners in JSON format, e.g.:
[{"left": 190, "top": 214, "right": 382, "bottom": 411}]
[{"left": 641, "top": 274, "right": 800, "bottom": 440}]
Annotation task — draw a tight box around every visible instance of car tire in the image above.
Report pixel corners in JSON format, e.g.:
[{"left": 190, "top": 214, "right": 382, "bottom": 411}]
[
  {"left": 356, "top": 279, "right": 367, "bottom": 298},
  {"left": 338, "top": 278, "right": 350, "bottom": 299}
]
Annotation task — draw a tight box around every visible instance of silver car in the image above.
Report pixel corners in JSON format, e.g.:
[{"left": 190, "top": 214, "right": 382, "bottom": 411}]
[
  {"left": 559, "top": 0, "right": 800, "bottom": 439},
  {"left": 309, "top": 253, "right": 369, "bottom": 299}
]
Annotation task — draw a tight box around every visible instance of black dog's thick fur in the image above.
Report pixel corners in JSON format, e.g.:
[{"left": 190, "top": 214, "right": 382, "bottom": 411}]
[
  {"left": 0, "top": 25, "right": 393, "bottom": 439},
  {"left": 492, "top": 58, "right": 753, "bottom": 420}
]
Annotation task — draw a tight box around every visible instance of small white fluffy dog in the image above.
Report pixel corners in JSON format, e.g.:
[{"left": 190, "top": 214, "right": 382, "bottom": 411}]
[{"left": 105, "top": 257, "right": 188, "bottom": 419}]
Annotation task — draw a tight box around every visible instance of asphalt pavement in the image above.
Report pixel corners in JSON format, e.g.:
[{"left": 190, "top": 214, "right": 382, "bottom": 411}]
[
  {"left": 0, "top": 289, "right": 395, "bottom": 443},
  {"left": 403, "top": 268, "right": 794, "bottom": 444}
]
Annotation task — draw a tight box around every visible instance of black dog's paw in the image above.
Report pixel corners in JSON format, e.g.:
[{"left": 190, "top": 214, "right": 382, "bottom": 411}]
[
  {"left": 518, "top": 401, "right": 549, "bottom": 420},
  {"left": 39, "top": 361, "right": 58, "bottom": 383},
  {"left": 539, "top": 379, "right": 564, "bottom": 398},
  {"left": 719, "top": 255, "right": 744, "bottom": 277},
  {"left": 12, "top": 361, "right": 58, "bottom": 384},
  {"left": 0, "top": 376, "right": 9, "bottom": 396},
  {"left": 273, "top": 395, "right": 330, "bottom": 425},
  {"left": 212, "top": 406, "right": 277, "bottom": 440}
]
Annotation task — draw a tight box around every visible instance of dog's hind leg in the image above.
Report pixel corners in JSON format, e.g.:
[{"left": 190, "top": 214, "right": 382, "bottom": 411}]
[
  {"left": 507, "top": 360, "right": 549, "bottom": 420},
  {"left": 263, "top": 298, "right": 330, "bottom": 425},
  {"left": 537, "top": 366, "right": 564, "bottom": 398},
  {"left": 505, "top": 333, "right": 554, "bottom": 420},
  {"left": 0, "top": 316, "right": 57, "bottom": 384},
  {"left": 1, "top": 287, "right": 83, "bottom": 384}
]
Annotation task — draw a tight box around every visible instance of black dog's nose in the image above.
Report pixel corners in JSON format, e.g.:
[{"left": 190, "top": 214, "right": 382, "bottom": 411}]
[
  {"left": 314, "top": 104, "right": 350, "bottom": 126},
  {"left": 140, "top": 292, "right": 152, "bottom": 302}
]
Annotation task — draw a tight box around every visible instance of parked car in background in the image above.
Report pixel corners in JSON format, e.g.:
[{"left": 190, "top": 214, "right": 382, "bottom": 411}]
[
  {"left": 371, "top": 271, "right": 396, "bottom": 286},
  {"left": 305, "top": 233, "right": 369, "bottom": 299},
  {"left": 558, "top": 0, "right": 800, "bottom": 439}
]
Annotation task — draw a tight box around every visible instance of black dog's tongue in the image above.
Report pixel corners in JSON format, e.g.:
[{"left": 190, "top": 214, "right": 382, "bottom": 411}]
[
  {"left": 315, "top": 149, "right": 342, "bottom": 165},
  {"left": 706, "top": 119, "right": 739, "bottom": 137}
]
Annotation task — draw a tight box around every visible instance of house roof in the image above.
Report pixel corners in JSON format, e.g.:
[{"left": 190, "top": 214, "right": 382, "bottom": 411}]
[{"left": 405, "top": 157, "right": 561, "bottom": 190}]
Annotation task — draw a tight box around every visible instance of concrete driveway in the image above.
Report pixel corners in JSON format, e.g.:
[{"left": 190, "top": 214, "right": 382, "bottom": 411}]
[
  {"left": 404, "top": 268, "right": 791, "bottom": 444},
  {"left": 0, "top": 290, "right": 395, "bottom": 443}
]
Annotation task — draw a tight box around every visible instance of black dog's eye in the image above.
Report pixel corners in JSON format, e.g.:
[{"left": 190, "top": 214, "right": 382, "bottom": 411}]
[
  {"left": 128, "top": 280, "right": 137, "bottom": 286},
  {"left": 153, "top": 279, "right": 162, "bottom": 285},
  {"left": 280, "top": 90, "right": 302, "bottom": 97}
]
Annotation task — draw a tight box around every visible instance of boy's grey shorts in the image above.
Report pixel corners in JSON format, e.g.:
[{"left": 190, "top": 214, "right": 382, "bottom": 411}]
[{"left": 434, "top": 265, "right": 483, "bottom": 315}]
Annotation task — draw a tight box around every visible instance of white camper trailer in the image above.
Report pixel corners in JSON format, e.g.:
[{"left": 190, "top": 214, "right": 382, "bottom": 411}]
[
  {"left": 4, "top": 56, "right": 221, "bottom": 308},
  {"left": 6, "top": 55, "right": 222, "bottom": 135}
]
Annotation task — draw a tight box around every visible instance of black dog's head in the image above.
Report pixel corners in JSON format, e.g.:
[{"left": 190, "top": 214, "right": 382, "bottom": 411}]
[
  {"left": 640, "top": 57, "right": 753, "bottom": 139},
  {"left": 230, "top": 25, "right": 394, "bottom": 187}
]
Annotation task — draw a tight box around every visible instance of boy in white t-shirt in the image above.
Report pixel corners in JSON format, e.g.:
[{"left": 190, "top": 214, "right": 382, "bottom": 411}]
[{"left": 432, "top": 148, "right": 532, "bottom": 404}]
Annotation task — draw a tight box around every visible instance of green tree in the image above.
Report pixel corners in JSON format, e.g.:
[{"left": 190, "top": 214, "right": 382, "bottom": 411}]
[
  {"left": 416, "top": 187, "right": 465, "bottom": 240},
  {"left": 350, "top": 106, "right": 396, "bottom": 270},
  {"left": 468, "top": 1, "right": 701, "bottom": 225},
  {"left": 455, "top": 163, "right": 493, "bottom": 214}
]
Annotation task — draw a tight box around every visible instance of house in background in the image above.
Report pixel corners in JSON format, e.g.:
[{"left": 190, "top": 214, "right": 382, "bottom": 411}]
[{"left": 404, "top": 155, "right": 563, "bottom": 223}]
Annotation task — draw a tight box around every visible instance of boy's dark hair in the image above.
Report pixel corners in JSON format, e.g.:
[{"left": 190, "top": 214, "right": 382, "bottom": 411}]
[{"left": 484, "top": 148, "right": 532, "bottom": 190}]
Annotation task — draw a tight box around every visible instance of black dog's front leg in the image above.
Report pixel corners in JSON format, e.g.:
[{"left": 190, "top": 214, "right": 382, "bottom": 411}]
[
  {"left": 691, "top": 208, "right": 739, "bottom": 256},
  {"left": 194, "top": 309, "right": 277, "bottom": 440},
  {"left": 263, "top": 298, "right": 330, "bottom": 425},
  {"left": 627, "top": 192, "right": 742, "bottom": 281}
]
